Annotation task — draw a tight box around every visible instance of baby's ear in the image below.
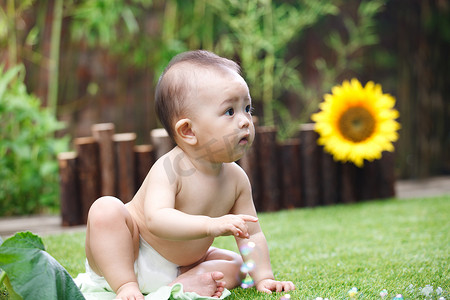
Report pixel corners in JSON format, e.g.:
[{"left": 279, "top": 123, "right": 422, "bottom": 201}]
[{"left": 175, "top": 118, "right": 197, "bottom": 146}]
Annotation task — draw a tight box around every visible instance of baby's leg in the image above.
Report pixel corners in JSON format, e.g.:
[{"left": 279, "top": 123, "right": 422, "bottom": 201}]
[
  {"left": 85, "top": 196, "right": 142, "bottom": 299},
  {"left": 176, "top": 247, "right": 244, "bottom": 294}
]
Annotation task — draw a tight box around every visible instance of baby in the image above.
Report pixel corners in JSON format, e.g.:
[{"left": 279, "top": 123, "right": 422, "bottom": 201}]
[{"left": 83, "top": 50, "right": 295, "bottom": 299}]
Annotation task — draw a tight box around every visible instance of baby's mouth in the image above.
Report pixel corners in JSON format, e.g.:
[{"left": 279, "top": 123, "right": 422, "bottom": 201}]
[{"left": 239, "top": 135, "right": 249, "bottom": 145}]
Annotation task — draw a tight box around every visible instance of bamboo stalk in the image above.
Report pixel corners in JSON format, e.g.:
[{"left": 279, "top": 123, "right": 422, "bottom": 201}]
[
  {"left": 7, "top": 0, "right": 17, "bottom": 67},
  {"left": 48, "top": 0, "right": 63, "bottom": 115}
]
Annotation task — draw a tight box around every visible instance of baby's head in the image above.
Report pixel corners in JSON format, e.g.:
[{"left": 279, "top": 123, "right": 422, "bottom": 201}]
[
  {"left": 155, "top": 50, "right": 254, "bottom": 163},
  {"left": 155, "top": 50, "right": 241, "bottom": 141}
]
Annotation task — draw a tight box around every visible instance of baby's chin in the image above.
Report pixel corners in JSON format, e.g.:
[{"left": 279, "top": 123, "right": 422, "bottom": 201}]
[{"left": 230, "top": 148, "right": 251, "bottom": 163}]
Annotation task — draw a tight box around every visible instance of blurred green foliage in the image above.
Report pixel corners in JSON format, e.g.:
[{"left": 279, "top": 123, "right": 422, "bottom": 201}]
[
  {"left": 209, "top": 0, "right": 339, "bottom": 127},
  {"left": 0, "top": 65, "right": 68, "bottom": 216},
  {"left": 68, "top": 0, "right": 386, "bottom": 139}
]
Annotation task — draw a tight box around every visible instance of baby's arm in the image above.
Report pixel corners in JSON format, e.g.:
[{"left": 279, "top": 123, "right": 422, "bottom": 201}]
[
  {"left": 232, "top": 167, "right": 295, "bottom": 293},
  {"left": 149, "top": 208, "right": 257, "bottom": 240},
  {"left": 236, "top": 232, "right": 295, "bottom": 293}
]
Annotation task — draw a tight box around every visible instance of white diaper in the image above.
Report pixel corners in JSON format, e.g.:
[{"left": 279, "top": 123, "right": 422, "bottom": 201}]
[
  {"left": 135, "top": 237, "right": 180, "bottom": 293},
  {"left": 76, "top": 236, "right": 179, "bottom": 295}
]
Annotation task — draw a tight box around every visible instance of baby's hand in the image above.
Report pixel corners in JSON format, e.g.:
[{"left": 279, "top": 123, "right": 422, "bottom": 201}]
[
  {"left": 207, "top": 214, "right": 258, "bottom": 238},
  {"left": 256, "top": 279, "right": 296, "bottom": 294},
  {"left": 115, "top": 282, "right": 144, "bottom": 300}
]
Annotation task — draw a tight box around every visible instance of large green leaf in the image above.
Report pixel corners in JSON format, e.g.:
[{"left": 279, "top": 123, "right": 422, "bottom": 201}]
[{"left": 0, "top": 232, "right": 85, "bottom": 300}]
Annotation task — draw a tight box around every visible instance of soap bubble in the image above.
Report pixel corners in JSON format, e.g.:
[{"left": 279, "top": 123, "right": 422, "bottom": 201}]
[
  {"left": 420, "top": 285, "right": 433, "bottom": 297},
  {"left": 240, "top": 241, "right": 256, "bottom": 256},
  {"left": 379, "top": 289, "right": 388, "bottom": 298},
  {"left": 239, "top": 241, "right": 259, "bottom": 288},
  {"left": 279, "top": 294, "right": 291, "bottom": 300},
  {"left": 240, "top": 259, "right": 256, "bottom": 273},
  {"left": 393, "top": 294, "right": 403, "bottom": 300},
  {"left": 240, "top": 274, "right": 254, "bottom": 289},
  {"left": 348, "top": 287, "right": 358, "bottom": 298}
]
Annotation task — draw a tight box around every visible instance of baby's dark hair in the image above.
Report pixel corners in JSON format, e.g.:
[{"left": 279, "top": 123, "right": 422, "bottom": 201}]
[{"left": 155, "top": 50, "right": 240, "bottom": 140}]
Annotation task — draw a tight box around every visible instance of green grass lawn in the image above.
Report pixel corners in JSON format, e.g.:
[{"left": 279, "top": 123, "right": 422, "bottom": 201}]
[{"left": 3, "top": 196, "right": 450, "bottom": 299}]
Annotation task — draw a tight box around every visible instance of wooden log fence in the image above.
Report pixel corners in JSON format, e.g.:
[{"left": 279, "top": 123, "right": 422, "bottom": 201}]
[{"left": 58, "top": 123, "right": 396, "bottom": 226}]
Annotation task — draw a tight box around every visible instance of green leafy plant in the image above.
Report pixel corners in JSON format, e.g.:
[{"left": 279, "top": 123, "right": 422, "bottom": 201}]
[
  {"left": 66, "top": 0, "right": 386, "bottom": 140},
  {"left": 69, "top": 0, "right": 213, "bottom": 76},
  {"left": 0, "top": 65, "right": 68, "bottom": 216},
  {"left": 70, "top": 0, "right": 146, "bottom": 47},
  {"left": 274, "top": 0, "right": 388, "bottom": 139},
  {"left": 209, "top": 0, "right": 339, "bottom": 127},
  {"left": 0, "top": 0, "right": 62, "bottom": 115},
  {"left": 315, "top": 0, "right": 386, "bottom": 93},
  {"left": 0, "top": 232, "right": 85, "bottom": 300},
  {"left": 69, "top": 0, "right": 155, "bottom": 67}
]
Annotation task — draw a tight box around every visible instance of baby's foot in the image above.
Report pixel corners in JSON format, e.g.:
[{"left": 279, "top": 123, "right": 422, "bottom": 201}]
[
  {"left": 172, "top": 271, "right": 226, "bottom": 298},
  {"left": 115, "top": 281, "right": 145, "bottom": 300}
]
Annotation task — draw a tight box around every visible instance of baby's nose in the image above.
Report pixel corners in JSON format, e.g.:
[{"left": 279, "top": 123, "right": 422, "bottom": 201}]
[{"left": 239, "top": 115, "right": 251, "bottom": 128}]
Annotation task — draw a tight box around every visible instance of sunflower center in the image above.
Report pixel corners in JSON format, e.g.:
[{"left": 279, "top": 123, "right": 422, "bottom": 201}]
[{"left": 338, "top": 106, "right": 375, "bottom": 142}]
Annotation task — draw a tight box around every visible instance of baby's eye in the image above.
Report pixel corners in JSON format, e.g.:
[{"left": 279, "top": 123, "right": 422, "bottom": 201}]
[
  {"left": 225, "top": 108, "right": 234, "bottom": 116},
  {"left": 245, "top": 105, "right": 253, "bottom": 114}
]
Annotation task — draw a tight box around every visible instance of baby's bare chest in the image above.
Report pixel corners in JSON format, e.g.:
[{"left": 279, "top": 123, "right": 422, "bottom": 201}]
[{"left": 175, "top": 176, "right": 237, "bottom": 217}]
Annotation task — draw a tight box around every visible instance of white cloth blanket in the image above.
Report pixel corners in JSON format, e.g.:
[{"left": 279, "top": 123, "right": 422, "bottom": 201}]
[{"left": 75, "top": 273, "right": 231, "bottom": 300}]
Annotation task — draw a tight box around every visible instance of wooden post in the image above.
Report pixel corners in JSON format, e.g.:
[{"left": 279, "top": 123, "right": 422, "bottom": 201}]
[
  {"left": 340, "top": 162, "right": 358, "bottom": 204},
  {"left": 257, "top": 126, "right": 280, "bottom": 211},
  {"left": 279, "top": 139, "right": 301, "bottom": 209},
  {"left": 239, "top": 134, "right": 262, "bottom": 211},
  {"left": 321, "top": 149, "right": 340, "bottom": 205},
  {"left": 300, "top": 124, "right": 321, "bottom": 207},
  {"left": 378, "top": 151, "right": 396, "bottom": 198},
  {"left": 114, "top": 133, "right": 137, "bottom": 203},
  {"left": 58, "top": 152, "right": 82, "bottom": 226},
  {"left": 92, "top": 123, "right": 116, "bottom": 196},
  {"left": 75, "top": 137, "right": 101, "bottom": 224},
  {"left": 151, "top": 128, "right": 175, "bottom": 160},
  {"left": 134, "top": 144, "right": 155, "bottom": 190},
  {"left": 239, "top": 116, "right": 261, "bottom": 210},
  {"left": 358, "top": 159, "right": 380, "bottom": 201}
]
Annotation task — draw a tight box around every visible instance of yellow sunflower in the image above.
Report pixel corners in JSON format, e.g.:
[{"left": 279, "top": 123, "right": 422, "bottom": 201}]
[{"left": 311, "top": 78, "right": 400, "bottom": 167}]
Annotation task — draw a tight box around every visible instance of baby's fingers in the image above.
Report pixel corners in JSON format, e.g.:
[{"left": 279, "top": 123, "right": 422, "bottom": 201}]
[
  {"left": 256, "top": 282, "right": 273, "bottom": 294},
  {"left": 232, "top": 224, "right": 248, "bottom": 238},
  {"left": 238, "top": 214, "right": 258, "bottom": 223},
  {"left": 232, "top": 227, "right": 245, "bottom": 238},
  {"left": 284, "top": 281, "right": 296, "bottom": 291},
  {"left": 234, "top": 215, "right": 257, "bottom": 238},
  {"left": 257, "top": 279, "right": 296, "bottom": 294},
  {"left": 274, "top": 281, "right": 296, "bottom": 292}
]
